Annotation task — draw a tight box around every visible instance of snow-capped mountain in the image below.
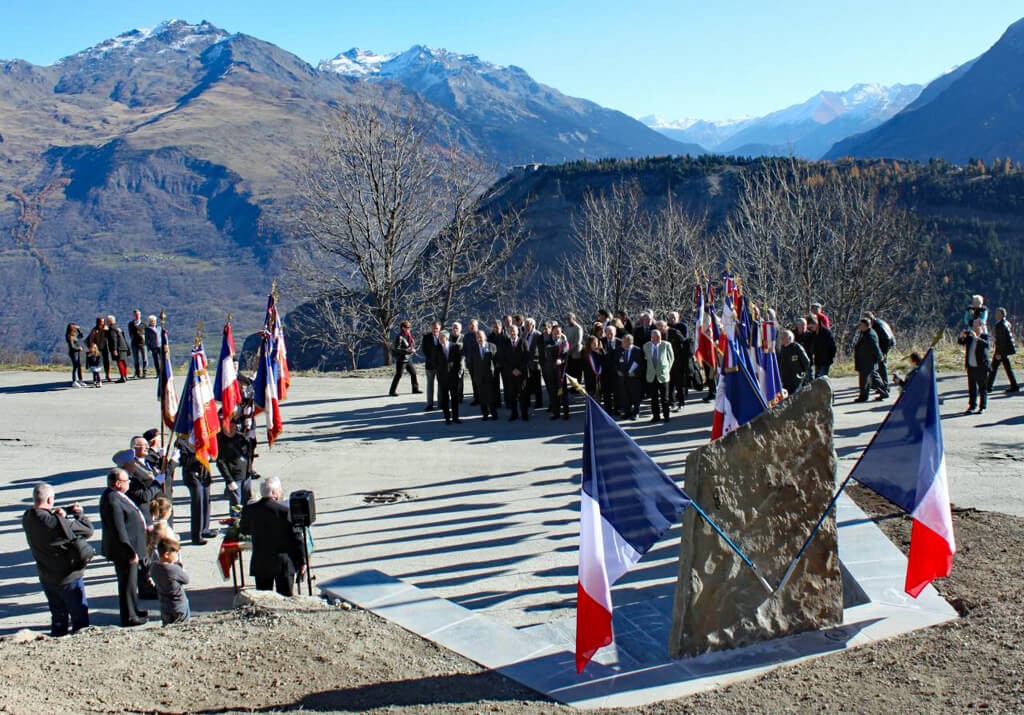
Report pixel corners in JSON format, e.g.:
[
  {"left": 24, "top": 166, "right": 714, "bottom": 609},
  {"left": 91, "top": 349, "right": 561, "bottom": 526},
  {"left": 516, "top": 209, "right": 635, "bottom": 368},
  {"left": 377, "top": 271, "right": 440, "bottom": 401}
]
[
  {"left": 645, "top": 82, "right": 923, "bottom": 159},
  {"left": 320, "top": 44, "right": 702, "bottom": 159},
  {"left": 59, "top": 19, "right": 229, "bottom": 62}
]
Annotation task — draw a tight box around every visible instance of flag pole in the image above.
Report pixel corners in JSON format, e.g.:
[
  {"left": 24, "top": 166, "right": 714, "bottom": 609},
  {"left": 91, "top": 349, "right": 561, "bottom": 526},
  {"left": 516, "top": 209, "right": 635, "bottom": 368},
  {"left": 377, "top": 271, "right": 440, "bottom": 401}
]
[
  {"left": 159, "top": 309, "right": 167, "bottom": 473},
  {"left": 570, "top": 380, "right": 773, "bottom": 594},
  {"left": 774, "top": 349, "right": 937, "bottom": 594}
]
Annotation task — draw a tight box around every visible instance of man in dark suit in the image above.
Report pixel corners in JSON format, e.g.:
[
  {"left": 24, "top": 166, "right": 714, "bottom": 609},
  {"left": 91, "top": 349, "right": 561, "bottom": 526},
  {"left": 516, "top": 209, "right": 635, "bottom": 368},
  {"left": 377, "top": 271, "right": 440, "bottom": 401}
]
[
  {"left": 420, "top": 322, "right": 443, "bottom": 411},
  {"left": 487, "top": 320, "right": 510, "bottom": 409},
  {"left": 99, "top": 468, "right": 148, "bottom": 626},
  {"left": 23, "top": 482, "right": 94, "bottom": 636},
  {"left": 521, "top": 318, "right": 544, "bottom": 409},
  {"left": 469, "top": 330, "right": 499, "bottom": 420},
  {"left": 127, "top": 310, "right": 147, "bottom": 378},
  {"left": 616, "top": 334, "right": 643, "bottom": 420},
  {"left": 600, "top": 325, "right": 621, "bottom": 414},
  {"left": 852, "top": 319, "right": 889, "bottom": 403},
  {"left": 463, "top": 319, "right": 481, "bottom": 405},
  {"left": 432, "top": 330, "right": 464, "bottom": 424},
  {"left": 988, "top": 307, "right": 1019, "bottom": 393},
  {"left": 239, "top": 476, "right": 305, "bottom": 596},
  {"left": 663, "top": 315, "right": 690, "bottom": 410},
  {"left": 500, "top": 325, "right": 530, "bottom": 421},
  {"left": 959, "top": 318, "right": 992, "bottom": 414}
]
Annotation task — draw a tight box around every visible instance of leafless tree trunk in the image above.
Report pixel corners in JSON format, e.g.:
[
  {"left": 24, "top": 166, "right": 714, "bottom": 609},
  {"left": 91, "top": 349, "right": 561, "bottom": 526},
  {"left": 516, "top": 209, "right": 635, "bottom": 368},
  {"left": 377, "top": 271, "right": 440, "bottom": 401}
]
[
  {"left": 723, "top": 158, "right": 937, "bottom": 348},
  {"left": 563, "top": 180, "right": 648, "bottom": 315},
  {"left": 635, "top": 193, "right": 712, "bottom": 314},
  {"left": 294, "top": 104, "right": 446, "bottom": 365}
]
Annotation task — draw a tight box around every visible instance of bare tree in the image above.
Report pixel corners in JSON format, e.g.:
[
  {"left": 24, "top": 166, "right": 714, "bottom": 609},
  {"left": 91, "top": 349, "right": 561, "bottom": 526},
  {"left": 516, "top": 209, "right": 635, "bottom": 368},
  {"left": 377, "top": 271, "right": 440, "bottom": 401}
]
[
  {"left": 635, "top": 193, "right": 712, "bottom": 313},
  {"left": 723, "top": 159, "right": 937, "bottom": 346},
  {"left": 563, "top": 180, "right": 648, "bottom": 314},
  {"left": 294, "top": 104, "right": 446, "bottom": 364}
]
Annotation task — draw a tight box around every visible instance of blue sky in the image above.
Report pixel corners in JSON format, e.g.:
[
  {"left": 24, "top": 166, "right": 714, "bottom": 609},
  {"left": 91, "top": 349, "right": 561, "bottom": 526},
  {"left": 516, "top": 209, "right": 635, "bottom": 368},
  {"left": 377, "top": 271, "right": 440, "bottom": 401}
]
[{"left": 1, "top": 1, "right": 1020, "bottom": 120}]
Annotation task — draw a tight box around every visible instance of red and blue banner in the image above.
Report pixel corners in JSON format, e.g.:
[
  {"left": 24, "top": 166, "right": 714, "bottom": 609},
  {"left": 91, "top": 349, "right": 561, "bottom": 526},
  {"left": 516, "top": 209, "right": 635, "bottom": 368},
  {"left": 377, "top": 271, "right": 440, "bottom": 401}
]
[
  {"left": 265, "top": 293, "right": 291, "bottom": 402},
  {"left": 172, "top": 343, "right": 220, "bottom": 467},
  {"left": 252, "top": 332, "right": 283, "bottom": 447},
  {"left": 711, "top": 337, "right": 769, "bottom": 440}
]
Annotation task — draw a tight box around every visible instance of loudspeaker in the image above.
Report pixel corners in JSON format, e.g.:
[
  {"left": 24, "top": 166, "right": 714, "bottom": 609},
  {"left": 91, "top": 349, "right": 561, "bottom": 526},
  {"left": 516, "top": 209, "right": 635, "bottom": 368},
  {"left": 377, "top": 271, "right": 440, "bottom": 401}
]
[{"left": 289, "top": 490, "right": 316, "bottom": 527}]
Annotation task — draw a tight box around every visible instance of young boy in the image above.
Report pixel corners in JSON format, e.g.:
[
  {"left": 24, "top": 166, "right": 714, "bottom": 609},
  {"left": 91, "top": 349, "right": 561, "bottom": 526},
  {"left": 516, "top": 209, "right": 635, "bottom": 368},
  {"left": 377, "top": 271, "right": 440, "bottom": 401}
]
[{"left": 148, "top": 538, "right": 190, "bottom": 625}]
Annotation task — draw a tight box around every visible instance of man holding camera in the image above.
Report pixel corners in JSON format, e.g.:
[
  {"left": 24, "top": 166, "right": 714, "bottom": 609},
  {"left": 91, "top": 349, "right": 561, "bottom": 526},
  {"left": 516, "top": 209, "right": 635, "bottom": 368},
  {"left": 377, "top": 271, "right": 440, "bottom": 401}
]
[
  {"left": 23, "top": 483, "right": 94, "bottom": 636},
  {"left": 239, "top": 476, "right": 305, "bottom": 596}
]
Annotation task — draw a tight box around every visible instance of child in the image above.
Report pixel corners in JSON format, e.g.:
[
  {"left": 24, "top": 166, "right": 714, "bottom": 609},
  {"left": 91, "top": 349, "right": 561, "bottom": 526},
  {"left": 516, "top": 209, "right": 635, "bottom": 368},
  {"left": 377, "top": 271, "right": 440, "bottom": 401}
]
[
  {"left": 85, "top": 344, "right": 103, "bottom": 387},
  {"left": 148, "top": 538, "right": 190, "bottom": 626},
  {"left": 147, "top": 497, "right": 180, "bottom": 562}
]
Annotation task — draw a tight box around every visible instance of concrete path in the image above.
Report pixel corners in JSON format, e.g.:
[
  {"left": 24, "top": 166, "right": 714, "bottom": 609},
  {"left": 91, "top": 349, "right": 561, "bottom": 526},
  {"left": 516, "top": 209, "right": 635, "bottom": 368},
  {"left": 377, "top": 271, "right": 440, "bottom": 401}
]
[{"left": 0, "top": 369, "right": 1019, "bottom": 641}]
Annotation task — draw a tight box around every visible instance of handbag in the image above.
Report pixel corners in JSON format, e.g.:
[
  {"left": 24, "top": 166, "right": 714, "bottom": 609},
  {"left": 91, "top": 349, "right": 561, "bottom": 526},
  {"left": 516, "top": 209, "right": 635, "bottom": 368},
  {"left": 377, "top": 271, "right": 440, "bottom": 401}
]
[{"left": 57, "top": 515, "right": 96, "bottom": 571}]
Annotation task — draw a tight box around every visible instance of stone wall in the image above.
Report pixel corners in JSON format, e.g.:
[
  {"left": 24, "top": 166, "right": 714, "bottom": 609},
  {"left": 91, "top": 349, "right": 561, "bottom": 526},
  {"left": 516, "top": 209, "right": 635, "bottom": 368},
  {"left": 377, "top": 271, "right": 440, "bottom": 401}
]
[{"left": 668, "top": 378, "right": 843, "bottom": 658}]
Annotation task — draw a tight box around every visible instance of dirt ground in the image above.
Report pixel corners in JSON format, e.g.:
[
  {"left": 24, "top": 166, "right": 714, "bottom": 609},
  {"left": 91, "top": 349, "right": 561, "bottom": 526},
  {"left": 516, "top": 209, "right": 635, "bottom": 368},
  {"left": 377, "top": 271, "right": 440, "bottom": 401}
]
[{"left": 1, "top": 485, "right": 1021, "bottom": 715}]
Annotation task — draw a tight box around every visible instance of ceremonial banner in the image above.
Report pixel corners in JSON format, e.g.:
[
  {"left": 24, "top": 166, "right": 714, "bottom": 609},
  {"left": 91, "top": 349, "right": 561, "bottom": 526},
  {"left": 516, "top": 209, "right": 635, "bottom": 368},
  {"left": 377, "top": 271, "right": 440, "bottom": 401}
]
[
  {"left": 172, "top": 343, "right": 220, "bottom": 467},
  {"left": 252, "top": 332, "right": 283, "bottom": 446},
  {"left": 159, "top": 328, "right": 178, "bottom": 430},
  {"left": 213, "top": 322, "right": 242, "bottom": 430},
  {"left": 711, "top": 337, "right": 768, "bottom": 440}
]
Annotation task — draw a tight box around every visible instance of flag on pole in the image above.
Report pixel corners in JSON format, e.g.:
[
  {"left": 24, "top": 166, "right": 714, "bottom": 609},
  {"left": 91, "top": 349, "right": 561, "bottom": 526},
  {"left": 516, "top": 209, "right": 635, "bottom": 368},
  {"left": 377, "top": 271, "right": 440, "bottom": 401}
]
[
  {"left": 576, "top": 396, "right": 691, "bottom": 673},
  {"left": 264, "top": 292, "right": 291, "bottom": 401},
  {"left": 172, "top": 343, "right": 220, "bottom": 467},
  {"left": 694, "top": 285, "right": 716, "bottom": 370},
  {"left": 213, "top": 322, "right": 242, "bottom": 430},
  {"left": 848, "top": 350, "right": 954, "bottom": 597},
  {"left": 757, "top": 319, "right": 785, "bottom": 406},
  {"left": 158, "top": 328, "right": 178, "bottom": 430},
  {"left": 711, "top": 336, "right": 769, "bottom": 440},
  {"left": 252, "top": 332, "right": 283, "bottom": 447}
]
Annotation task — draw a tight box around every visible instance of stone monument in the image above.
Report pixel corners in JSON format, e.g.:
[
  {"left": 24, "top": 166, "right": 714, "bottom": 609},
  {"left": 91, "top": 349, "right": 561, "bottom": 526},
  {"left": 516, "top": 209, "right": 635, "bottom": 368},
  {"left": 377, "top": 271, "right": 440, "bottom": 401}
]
[{"left": 669, "top": 378, "right": 843, "bottom": 658}]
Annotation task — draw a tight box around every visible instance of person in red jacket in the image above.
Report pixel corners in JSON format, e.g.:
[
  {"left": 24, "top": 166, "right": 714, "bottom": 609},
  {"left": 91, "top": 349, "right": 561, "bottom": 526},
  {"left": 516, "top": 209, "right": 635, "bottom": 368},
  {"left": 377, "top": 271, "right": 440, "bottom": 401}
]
[{"left": 810, "top": 302, "right": 830, "bottom": 330}]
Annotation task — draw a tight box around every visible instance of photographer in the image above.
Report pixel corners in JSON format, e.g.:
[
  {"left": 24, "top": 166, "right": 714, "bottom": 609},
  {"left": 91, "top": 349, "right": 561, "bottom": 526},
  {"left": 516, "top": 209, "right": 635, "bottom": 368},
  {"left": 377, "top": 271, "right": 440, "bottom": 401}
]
[
  {"left": 22, "top": 483, "right": 94, "bottom": 636},
  {"left": 958, "top": 318, "right": 991, "bottom": 415}
]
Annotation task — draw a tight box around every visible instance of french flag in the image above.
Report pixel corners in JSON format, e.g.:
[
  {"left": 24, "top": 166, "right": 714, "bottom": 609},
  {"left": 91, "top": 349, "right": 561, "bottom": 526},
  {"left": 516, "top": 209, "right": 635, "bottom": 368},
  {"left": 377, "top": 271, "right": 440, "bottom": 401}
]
[
  {"left": 849, "top": 350, "right": 955, "bottom": 596},
  {"left": 694, "top": 286, "right": 716, "bottom": 370},
  {"left": 213, "top": 322, "right": 242, "bottom": 430},
  {"left": 576, "top": 396, "right": 691, "bottom": 673},
  {"left": 757, "top": 319, "right": 785, "bottom": 406},
  {"left": 265, "top": 293, "right": 291, "bottom": 401},
  {"left": 711, "top": 337, "right": 768, "bottom": 440},
  {"left": 252, "top": 332, "right": 283, "bottom": 447},
  {"left": 172, "top": 343, "right": 221, "bottom": 468},
  {"left": 159, "top": 328, "right": 178, "bottom": 430}
]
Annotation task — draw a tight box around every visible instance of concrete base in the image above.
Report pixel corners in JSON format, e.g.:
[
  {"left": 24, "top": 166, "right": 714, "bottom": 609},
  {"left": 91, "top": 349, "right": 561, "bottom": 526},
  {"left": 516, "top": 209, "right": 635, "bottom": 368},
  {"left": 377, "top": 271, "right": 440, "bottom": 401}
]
[{"left": 321, "top": 492, "right": 957, "bottom": 709}]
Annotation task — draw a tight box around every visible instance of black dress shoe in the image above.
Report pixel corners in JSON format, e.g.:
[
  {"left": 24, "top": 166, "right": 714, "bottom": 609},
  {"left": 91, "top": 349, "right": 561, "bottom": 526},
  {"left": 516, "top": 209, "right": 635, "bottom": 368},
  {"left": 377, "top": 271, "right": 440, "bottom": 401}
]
[
  {"left": 650, "top": 417, "right": 660, "bottom": 423},
  {"left": 193, "top": 538, "right": 208, "bottom": 545},
  {"left": 388, "top": 392, "right": 398, "bottom": 397},
  {"left": 550, "top": 413, "right": 559, "bottom": 420},
  {"left": 853, "top": 397, "right": 868, "bottom": 403},
  {"left": 412, "top": 389, "right": 423, "bottom": 394},
  {"left": 124, "top": 618, "right": 147, "bottom": 627}
]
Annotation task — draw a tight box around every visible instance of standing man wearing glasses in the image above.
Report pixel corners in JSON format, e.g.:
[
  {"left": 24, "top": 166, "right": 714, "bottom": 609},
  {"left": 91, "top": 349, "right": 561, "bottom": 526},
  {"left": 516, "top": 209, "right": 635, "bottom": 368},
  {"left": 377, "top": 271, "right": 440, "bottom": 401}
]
[{"left": 99, "top": 468, "right": 149, "bottom": 626}]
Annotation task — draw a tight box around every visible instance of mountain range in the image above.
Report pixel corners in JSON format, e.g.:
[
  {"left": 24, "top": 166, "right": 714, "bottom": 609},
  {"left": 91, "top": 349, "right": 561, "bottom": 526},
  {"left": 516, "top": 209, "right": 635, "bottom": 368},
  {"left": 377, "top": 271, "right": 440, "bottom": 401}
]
[
  {"left": 827, "top": 18, "right": 1024, "bottom": 163},
  {"left": 643, "top": 82, "right": 924, "bottom": 159},
  {"left": 0, "top": 20, "right": 694, "bottom": 358}
]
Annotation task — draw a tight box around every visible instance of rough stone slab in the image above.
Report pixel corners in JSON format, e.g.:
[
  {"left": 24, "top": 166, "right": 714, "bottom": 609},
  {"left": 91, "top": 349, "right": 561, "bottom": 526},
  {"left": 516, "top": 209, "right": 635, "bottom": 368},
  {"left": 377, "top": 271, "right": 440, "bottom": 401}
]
[{"left": 670, "top": 378, "right": 843, "bottom": 658}]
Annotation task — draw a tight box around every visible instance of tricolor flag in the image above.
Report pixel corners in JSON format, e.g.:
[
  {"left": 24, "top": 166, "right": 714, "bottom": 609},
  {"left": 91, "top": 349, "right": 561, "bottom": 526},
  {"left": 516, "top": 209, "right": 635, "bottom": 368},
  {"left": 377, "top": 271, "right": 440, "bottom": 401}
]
[
  {"left": 213, "top": 322, "right": 242, "bottom": 430},
  {"left": 265, "top": 292, "right": 291, "bottom": 401},
  {"left": 252, "top": 332, "right": 283, "bottom": 447},
  {"left": 694, "top": 286, "right": 716, "bottom": 370},
  {"left": 576, "top": 396, "right": 691, "bottom": 673},
  {"left": 711, "top": 337, "right": 768, "bottom": 440},
  {"left": 172, "top": 343, "right": 220, "bottom": 467},
  {"left": 848, "top": 350, "right": 955, "bottom": 596},
  {"left": 757, "top": 319, "right": 785, "bottom": 406},
  {"left": 158, "top": 328, "right": 178, "bottom": 430}
]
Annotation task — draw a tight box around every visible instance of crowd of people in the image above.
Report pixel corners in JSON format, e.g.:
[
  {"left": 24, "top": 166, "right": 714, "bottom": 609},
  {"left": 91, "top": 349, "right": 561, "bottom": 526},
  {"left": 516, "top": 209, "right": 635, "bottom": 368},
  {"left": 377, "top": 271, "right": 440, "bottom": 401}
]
[
  {"left": 386, "top": 303, "right": 908, "bottom": 423},
  {"left": 65, "top": 311, "right": 163, "bottom": 388},
  {"left": 23, "top": 396, "right": 307, "bottom": 636}
]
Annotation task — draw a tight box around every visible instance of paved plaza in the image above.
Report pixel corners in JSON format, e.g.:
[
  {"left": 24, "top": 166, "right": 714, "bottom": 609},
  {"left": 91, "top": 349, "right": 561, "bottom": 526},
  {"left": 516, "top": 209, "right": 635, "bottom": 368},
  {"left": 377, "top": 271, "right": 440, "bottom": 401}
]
[{"left": 0, "top": 368, "right": 1020, "bottom": 703}]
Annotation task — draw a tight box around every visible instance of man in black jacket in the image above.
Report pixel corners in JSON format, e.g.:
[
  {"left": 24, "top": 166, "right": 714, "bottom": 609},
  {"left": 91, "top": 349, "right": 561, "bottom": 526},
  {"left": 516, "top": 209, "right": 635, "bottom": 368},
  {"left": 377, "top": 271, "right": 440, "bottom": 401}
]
[
  {"left": 499, "top": 325, "right": 530, "bottom": 421},
  {"left": 865, "top": 312, "right": 895, "bottom": 387},
  {"left": 959, "top": 318, "right": 992, "bottom": 414},
  {"left": 778, "top": 330, "right": 810, "bottom": 396},
  {"left": 433, "top": 330, "right": 464, "bottom": 424},
  {"left": 99, "top": 468, "right": 148, "bottom": 626},
  {"left": 988, "top": 308, "right": 1019, "bottom": 393},
  {"left": 217, "top": 420, "right": 252, "bottom": 509},
  {"left": 421, "top": 322, "right": 443, "bottom": 411},
  {"left": 128, "top": 310, "right": 147, "bottom": 379},
  {"left": 663, "top": 315, "right": 690, "bottom": 410},
  {"left": 23, "top": 483, "right": 94, "bottom": 636},
  {"left": 806, "top": 317, "right": 837, "bottom": 378},
  {"left": 469, "top": 330, "right": 499, "bottom": 420},
  {"left": 853, "top": 319, "right": 889, "bottom": 402},
  {"left": 239, "top": 476, "right": 305, "bottom": 596}
]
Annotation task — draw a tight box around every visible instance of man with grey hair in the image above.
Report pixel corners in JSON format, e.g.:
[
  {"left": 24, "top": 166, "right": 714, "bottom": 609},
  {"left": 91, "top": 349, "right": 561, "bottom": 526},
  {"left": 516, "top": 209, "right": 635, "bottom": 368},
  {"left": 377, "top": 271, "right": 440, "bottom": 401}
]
[
  {"left": 778, "top": 330, "right": 810, "bottom": 396},
  {"left": 564, "top": 313, "right": 584, "bottom": 383},
  {"left": 99, "top": 468, "right": 149, "bottom": 626},
  {"left": 433, "top": 330, "right": 464, "bottom": 424},
  {"left": 23, "top": 483, "right": 94, "bottom": 636},
  {"left": 463, "top": 319, "right": 481, "bottom": 405},
  {"left": 240, "top": 476, "right": 305, "bottom": 596}
]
